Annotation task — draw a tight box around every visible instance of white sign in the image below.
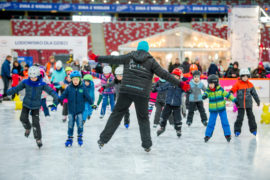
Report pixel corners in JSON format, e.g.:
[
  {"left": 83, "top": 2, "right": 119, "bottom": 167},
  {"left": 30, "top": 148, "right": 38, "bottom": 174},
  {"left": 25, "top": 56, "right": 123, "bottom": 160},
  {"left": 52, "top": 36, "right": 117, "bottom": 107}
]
[
  {"left": 0, "top": 36, "right": 88, "bottom": 65},
  {"left": 229, "top": 7, "right": 260, "bottom": 68}
]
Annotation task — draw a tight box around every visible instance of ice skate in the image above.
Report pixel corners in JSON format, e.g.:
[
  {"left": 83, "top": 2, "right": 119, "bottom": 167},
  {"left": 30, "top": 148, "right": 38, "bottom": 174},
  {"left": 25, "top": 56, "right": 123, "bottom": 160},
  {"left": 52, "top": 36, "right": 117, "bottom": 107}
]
[
  {"left": 202, "top": 121, "right": 208, "bottom": 126},
  {"left": 144, "top": 148, "right": 151, "bottom": 152},
  {"left": 204, "top": 136, "right": 210, "bottom": 143},
  {"left": 176, "top": 130, "right": 181, "bottom": 138},
  {"left": 235, "top": 132, "right": 241, "bottom": 137},
  {"left": 225, "top": 135, "right": 231, "bottom": 142},
  {"left": 157, "top": 127, "right": 165, "bottom": 136},
  {"left": 78, "top": 135, "right": 83, "bottom": 146},
  {"left": 25, "top": 129, "right": 31, "bottom": 138},
  {"left": 36, "top": 139, "right": 42, "bottom": 148},
  {"left": 97, "top": 140, "right": 104, "bottom": 149},
  {"left": 252, "top": 131, "right": 257, "bottom": 136},
  {"left": 65, "top": 137, "right": 73, "bottom": 147},
  {"left": 186, "top": 121, "right": 192, "bottom": 126}
]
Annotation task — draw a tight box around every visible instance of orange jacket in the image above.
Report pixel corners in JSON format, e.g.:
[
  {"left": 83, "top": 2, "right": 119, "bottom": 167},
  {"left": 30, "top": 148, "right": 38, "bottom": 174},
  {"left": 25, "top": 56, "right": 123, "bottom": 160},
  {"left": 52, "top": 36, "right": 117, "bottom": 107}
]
[
  {"left": 46, "top": 62, "right": 56, "bottom": 77},
  {"left": 230, "top": 79, "right": 260, "bottom": 108}
]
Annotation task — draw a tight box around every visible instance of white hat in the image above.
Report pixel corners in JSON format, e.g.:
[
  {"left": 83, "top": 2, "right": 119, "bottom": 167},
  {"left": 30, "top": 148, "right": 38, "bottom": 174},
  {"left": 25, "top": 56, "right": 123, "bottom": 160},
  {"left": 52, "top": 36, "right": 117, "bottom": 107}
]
[
  {"left": 103, "top": 66, "right": 112, "bottom": 74},
  {"left": 56, "top": 60, "right": 63, "bottom": 68}
]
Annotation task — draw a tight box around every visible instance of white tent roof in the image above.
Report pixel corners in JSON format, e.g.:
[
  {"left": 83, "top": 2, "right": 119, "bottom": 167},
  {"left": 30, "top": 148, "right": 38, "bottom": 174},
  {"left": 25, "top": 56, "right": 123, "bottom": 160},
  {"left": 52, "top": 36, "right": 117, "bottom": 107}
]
[{"left": 119, "top": 26, "right": 230, "bottom": 52}]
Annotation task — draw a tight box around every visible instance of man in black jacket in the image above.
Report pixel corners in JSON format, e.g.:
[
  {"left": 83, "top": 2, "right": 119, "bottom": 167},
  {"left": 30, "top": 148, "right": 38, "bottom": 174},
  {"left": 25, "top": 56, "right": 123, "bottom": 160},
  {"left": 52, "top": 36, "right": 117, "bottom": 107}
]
[{"left": 90, "top": 41, "right": 190, "bottom": 152}]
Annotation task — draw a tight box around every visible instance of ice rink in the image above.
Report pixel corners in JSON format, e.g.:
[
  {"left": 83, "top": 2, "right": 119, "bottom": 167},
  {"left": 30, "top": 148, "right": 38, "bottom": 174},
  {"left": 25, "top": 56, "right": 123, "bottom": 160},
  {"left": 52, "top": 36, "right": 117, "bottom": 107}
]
[{"left": 0, "top": 99, "right": 270, "bottom": 180}]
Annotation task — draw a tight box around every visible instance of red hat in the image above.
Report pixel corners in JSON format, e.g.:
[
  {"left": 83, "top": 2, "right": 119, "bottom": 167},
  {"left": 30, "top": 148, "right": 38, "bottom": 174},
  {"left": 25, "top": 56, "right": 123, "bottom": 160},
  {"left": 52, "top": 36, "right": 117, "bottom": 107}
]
[
  {"left": 189, "top": 64, "right": 198, "bottom": 72},
  {"left": 172, "top": 68, "right": 182, "bottom": 77}
]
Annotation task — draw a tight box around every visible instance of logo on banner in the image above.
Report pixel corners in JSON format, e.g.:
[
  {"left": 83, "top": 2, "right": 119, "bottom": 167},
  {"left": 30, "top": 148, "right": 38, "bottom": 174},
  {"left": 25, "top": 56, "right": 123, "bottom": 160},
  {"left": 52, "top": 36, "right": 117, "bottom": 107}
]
[
  {"left": 59, "top": 4, "right": 71, "bottom": 11},
  {"left": 173, "top": 5, "right": 185, "bottom": 12},
  {"left": 0, "top": 2, "right": 11, "bottom": 9},
  {"left": 116, "top": 5, "right": 128, "bottom": 12}
]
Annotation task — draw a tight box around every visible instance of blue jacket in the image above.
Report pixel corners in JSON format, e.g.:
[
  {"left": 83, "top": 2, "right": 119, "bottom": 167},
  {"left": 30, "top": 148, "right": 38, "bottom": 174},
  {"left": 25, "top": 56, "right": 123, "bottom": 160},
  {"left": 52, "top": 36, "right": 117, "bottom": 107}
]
[
  {"left": 1, "top": 60, "right": 11, "bottom": 78},
  {"left": 83, "top": 81, "right": 95, "bottom": 103},
  {"left": 156, "top": 82, "right": 183, "bottom": 106},
  {"left": 7, "top": 77, "right": 59, "bottom": 109},
  {"left": 51, "top": 68, "right": 66, "bottom": 88},
  {"left": 189, "top": 79, "right": 206, "bottom": 102},
  {"left": 60, "top": 83, "right": 93, "bottom": 115},
  {"left": 207, "top": 63, "right": 220, "bottom": 76}
]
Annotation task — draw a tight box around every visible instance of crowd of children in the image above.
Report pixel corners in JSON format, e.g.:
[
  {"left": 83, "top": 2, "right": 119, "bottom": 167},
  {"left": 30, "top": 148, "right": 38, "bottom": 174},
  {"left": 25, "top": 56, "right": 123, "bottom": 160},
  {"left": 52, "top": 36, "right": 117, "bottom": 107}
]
[{"left": 1, "top": 53, "right": 262, "bottom": 151}]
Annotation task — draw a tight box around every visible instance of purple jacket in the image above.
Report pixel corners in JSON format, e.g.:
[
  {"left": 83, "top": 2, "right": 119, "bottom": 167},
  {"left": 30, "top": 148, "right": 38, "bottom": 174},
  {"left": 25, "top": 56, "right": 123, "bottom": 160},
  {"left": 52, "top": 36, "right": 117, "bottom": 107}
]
[{"left": 90, "top": 72, "right": 115, "bottom": 94}]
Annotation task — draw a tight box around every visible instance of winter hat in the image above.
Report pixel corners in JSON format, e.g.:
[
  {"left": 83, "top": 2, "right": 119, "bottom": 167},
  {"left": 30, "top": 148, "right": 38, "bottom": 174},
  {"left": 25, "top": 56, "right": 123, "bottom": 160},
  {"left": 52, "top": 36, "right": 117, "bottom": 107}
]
[
  {"left": 103, "top": 66, "right": 112, "bottom": 74},
  {"left": 233, "top": 61, "right": 239, "bottom": 68},
  {"left": 137, "top": 41, "right": 149, "bottom": 52},
  {"left": 56, "top": 60, "right": 63, "bottom": 68},
  {"left": 12, "top": 69, "right": 18, "bottom": 74}
]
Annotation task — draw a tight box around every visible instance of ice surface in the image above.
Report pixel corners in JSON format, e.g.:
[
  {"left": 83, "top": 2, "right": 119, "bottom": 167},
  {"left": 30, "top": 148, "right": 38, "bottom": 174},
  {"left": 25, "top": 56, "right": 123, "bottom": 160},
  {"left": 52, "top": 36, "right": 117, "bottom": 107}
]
[{"left": 0, "top": 100, "right": 270, "bottom": 180}]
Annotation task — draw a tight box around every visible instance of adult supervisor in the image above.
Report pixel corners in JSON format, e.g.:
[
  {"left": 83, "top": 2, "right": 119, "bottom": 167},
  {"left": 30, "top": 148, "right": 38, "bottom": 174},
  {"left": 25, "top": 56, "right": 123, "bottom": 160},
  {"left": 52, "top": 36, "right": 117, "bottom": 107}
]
[{"left": 90, "top": 41, "right": 190, "bottom": 152}]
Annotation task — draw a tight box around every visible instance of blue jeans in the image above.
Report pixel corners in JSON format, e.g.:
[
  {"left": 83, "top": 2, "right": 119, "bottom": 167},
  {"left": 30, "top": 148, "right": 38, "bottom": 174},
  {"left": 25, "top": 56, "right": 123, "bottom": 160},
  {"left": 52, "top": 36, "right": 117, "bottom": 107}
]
[
  {"left": 101, "top": 94, "right": 115, "bottom": 116},
  {"left": 41, "top": 98, "right": 50, "bottom": 117},
  {"left": 83, "top": 102, "right": 93, "bottom": 121},
  {"left": 205, "top": 110, "right": 231, "bottom": 137},
  {"left": 67, "top": 113, "right": 83, "bottom": 137}
]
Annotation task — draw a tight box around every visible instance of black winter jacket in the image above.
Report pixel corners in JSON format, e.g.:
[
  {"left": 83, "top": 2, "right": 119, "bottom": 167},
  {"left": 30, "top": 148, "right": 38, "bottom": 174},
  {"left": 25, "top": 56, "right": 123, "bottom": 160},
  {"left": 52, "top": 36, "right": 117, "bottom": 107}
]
[{"left": 97, "top": 50, "right": 180, "bottom": 98}]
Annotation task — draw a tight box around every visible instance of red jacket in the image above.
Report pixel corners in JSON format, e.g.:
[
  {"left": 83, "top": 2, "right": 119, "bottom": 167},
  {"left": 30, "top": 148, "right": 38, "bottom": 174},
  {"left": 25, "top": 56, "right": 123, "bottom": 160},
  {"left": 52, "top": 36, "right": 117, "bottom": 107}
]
[{"left": 12, "top": 74, "right": 21, "bottom": 87}]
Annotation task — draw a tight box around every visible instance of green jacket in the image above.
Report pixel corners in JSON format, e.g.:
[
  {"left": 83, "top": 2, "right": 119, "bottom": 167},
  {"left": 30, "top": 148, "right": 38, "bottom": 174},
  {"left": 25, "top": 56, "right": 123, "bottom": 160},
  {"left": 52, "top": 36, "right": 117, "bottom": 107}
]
[{"left": 203, "top": 85, "right": 236, "bottom": 112}]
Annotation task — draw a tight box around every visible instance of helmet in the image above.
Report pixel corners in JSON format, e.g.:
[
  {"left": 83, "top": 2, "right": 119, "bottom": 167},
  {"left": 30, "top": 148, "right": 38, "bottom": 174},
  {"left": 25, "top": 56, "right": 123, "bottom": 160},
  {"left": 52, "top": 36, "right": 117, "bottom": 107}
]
[
  {"left": 207, "top": 74, "right": 219, "bottom": 86},
  {"left": 40, "top": 68, "right": 45, "bottom": 78},
  {"left": 239, "top": 68, "right": 250, "bottom": 77},
  {"left": 103, "top": 66, "right": 112, "bottom": 74},
  {"left": 65, "top": 66, "right": 73, "bottom": 72},
  {"left": 28, "top": 66, "right": 40, "bottom": 78},
  {"left": 115, "top": 66, "right": 123, "bottom": 75},
  {"left": 12, "top": 69, "right": 18, "bottom": 74},
  {"left": 172, "top": 68, "right": 182, "bottom": 77},
  {"left": 189, "top": 64, "right": 198, "bottom": 72},
  {"left": 56, "top": 60, "right": 63, "bottom": 68},
  {"left": 70, "top": 70, "right": 81, "bottom": 79},
  {"left": 83, "top": 74, "right": 93, "bottom": 81},
  {"left": 192, "top": 70, "right": 201, "bottom": 77}
]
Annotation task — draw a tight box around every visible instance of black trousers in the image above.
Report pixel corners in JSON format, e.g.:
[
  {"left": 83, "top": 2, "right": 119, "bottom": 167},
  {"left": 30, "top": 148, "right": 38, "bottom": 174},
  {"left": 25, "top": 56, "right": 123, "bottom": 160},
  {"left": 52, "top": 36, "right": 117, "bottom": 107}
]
[
  {"left": 2, "top": 76, "right": 9, "bottom": 97},
  {"left": 20, "top": 106, "right": 41, "bottom": 140},
  {"left": 154, "top": 101, "right": 173, "bottom": 125},
  {"left": 160, "top": 104, "right": 182, "bottom": 131},
  {"left": 187, "top": 101, "right": 207, "bottom": 124},
  {"left": 123, "top": 109, "right": 130, "bottom": 125},
  {"left": 100, "top": 93, "right": 152, "bottom": 149},
  {"left": 234, "top": 108, "right": 257, "bottom": 133}
]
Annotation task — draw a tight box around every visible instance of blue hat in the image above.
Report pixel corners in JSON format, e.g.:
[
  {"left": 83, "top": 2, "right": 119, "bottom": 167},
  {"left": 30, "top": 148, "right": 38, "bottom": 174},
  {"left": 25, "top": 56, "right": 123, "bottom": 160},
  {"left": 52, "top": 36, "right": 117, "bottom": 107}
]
[
  {"left": 12, "top": 69, "right": 18, "bottom": 74},
  {"left": 70, "top": 70, "right": 81, "bottom": 79},
  {"left": 137, "top": 41, "right": 149, "bottom": 52}
]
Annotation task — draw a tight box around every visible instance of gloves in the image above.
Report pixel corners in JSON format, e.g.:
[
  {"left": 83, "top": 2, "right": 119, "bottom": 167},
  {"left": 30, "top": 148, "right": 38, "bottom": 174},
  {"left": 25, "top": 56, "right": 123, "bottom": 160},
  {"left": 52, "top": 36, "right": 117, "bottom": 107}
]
[
  {"left": 89, "top": 53, "right": 98, "bottom": 62},
  {"left": 48, "top": 104, "right": 57, "bottom": 111},
  {"left": 91, "top": 105, "right": 97, "bottom": 110},
  {"left": 152, "top": 87, "right": 157, "bottom": 93},
  {"left": 98, "top": 87, "right": 104, "bottom": 94},
  {"left": 235, "top": 100, "right": 240, "bottom": 108},
  {"left": 179, "top": 81, "right": 190, "bottom": 92},
  {"left": 202, "top": 95, "right": 207, "bottom": 100}
]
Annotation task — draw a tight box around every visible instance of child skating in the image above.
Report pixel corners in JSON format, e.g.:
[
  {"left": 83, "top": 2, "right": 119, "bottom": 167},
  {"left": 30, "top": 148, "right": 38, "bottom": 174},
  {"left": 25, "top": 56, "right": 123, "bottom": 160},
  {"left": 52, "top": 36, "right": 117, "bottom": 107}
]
[
  {"left": 103, "top": 66, "right": 130, "bottom": 128},
  {"left": 202, "top": 75, "right": 236, "bottom": 143},
  {"left": 90, "top": 65, "right": 115, "bottom": 119},
  {"left": 186, "top": 70, "right": 208, "bottom": 126},
  {"left": 7, "top": 66, "right": 59, "bottom": 148},
  {"left": 156, "top": 68, "right": 190, "bottom": 137},
  {"left": 57, "top": 71, "right": 95, "bottom": 147},
  {"left": 82, "top": 74, "right": 95, "bottom": 124},
  {"left": 230, "top": 68, "right": 260, "bottom": 137}
]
